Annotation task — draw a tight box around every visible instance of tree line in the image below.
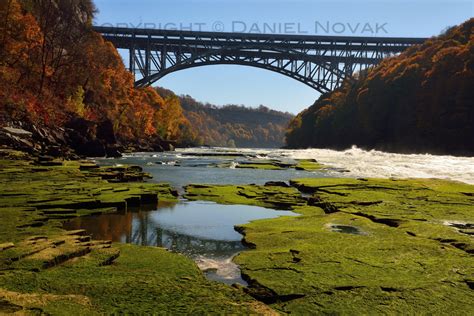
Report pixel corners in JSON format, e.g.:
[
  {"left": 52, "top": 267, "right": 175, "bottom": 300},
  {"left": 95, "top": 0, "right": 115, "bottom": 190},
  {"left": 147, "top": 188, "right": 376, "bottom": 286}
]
[
  {"left": 286, "top": 19, "right": 474, "bottom": 156},
  {"left": 155, "top": 87, "right": 294, "bottom": 148}
]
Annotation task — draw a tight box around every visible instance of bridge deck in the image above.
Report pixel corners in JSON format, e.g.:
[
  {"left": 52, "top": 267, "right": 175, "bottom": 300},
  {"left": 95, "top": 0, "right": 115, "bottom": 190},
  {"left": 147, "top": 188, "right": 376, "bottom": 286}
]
[
  {"left": 93, "top": 26, "right": 428, "bottom": 92},
  {"left": 94, "top": 26, "right": 427, "bottom": 45}
]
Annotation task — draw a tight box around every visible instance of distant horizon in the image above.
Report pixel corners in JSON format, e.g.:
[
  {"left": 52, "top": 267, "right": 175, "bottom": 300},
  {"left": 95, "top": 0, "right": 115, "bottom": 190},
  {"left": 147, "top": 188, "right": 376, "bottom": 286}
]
[{"left": 94, "top": 0, "right": 473, "bottom": 114}]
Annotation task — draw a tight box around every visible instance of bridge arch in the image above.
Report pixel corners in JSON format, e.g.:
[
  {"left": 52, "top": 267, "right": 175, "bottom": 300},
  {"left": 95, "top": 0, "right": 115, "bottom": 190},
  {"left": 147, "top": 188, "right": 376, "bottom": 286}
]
[
  {"left": 94, "top": 26, "right": 426, "bottom": 93},
  {"left": 135, "top": 45, "right": 348, "bottom": 93}
]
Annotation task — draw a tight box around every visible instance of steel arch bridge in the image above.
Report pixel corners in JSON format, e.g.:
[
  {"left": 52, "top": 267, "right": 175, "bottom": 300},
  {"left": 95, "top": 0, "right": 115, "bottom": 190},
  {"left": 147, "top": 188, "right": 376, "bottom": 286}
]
[{"left": 94, "top": 26, "right": 427, "bottom": 93}]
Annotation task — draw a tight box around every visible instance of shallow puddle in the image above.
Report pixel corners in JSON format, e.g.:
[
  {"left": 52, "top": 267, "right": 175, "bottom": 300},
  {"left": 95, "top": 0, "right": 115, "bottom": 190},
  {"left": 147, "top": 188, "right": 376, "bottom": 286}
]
[
  {"left": 64, "top": 200, "right": 298, "bottom": 285},
  {"left": 330, "top": 224, "right": 365, "bottom": 235}
]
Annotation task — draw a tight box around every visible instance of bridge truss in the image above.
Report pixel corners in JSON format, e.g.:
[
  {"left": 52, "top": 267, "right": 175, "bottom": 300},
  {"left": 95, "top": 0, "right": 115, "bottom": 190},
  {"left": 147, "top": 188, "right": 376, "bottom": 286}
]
[{"left": 94, "top": 26, "right": 426, "bottom": 93}]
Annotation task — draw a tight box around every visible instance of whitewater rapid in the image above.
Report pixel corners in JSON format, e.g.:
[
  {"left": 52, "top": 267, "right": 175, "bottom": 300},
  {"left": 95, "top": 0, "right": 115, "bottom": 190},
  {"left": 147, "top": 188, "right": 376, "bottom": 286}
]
[
  {"left": 177, "top": 146, "right": 474, "bottom": 185},
  {"left": 284, "top": 146, "right": 474, "bottom": 185}
]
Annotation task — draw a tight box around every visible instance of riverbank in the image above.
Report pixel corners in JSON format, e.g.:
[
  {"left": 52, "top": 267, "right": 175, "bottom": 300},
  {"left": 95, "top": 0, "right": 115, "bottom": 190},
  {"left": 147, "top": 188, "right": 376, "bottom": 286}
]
[
  {"left": 0, "top": 149, "right": 473, "bottom": 314},
  {"left": 0, "top": 150, "right": 269, "bottom": 314}
]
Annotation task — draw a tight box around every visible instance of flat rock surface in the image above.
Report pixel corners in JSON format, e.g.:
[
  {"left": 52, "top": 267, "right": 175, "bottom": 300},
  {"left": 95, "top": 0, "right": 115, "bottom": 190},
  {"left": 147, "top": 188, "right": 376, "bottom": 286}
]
[
  {"left": 0, "top": 154, "right": 264, "bottom": 314},
  {"left": 186, "top": 178, "right": 474, "bottom": 314}
]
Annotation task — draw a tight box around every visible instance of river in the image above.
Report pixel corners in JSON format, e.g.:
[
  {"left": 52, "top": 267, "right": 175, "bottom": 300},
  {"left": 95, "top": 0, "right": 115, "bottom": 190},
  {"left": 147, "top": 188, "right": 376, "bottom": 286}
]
[{"left": 64, "top": 146, "right": 474, "bottom": 284}]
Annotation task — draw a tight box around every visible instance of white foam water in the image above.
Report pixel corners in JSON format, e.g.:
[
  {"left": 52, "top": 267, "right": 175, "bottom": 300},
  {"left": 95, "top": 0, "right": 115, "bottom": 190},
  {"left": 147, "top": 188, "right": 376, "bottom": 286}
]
[
  {"left": 201, "top": 146, "right": 474, "bottom": 184},
  {"left": 174, "top": 146, "right": 474, "bottom": 184},
  {"left": 123, "top": 146, "right": 474, "bottom": 184},
  {"left": 282, "top": 146, "right": 474, "bottom": 184},
  {"left": 195, "top": 256, "right": 242, "bottom": 280}
]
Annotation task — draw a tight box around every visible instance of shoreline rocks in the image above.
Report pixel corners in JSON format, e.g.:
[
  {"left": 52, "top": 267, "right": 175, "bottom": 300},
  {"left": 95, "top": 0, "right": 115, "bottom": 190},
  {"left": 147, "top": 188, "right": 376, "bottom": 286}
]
[{"left": 0, "top": 117, "right": 177, "bottom": 160}]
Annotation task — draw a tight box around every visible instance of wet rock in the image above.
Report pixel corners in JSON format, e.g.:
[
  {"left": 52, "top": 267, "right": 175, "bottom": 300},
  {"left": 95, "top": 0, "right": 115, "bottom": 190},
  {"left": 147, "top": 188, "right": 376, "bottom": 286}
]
[
  {"left": 64, "top": 230, "right": 88, "bottom": 236},
  {"left": 84, "top": 165, "right": 152, "bottom": 182},
  {"left": 242, "top": 275, "right": 305, "bottom": 304},
  {"left": 294, "top": 159, "right": 325, "bottom": 171},
  {"left": 185, "top": 183, "right": 306, "bottom": 210},
  {"left": 264, "top": 181, "right": 290, "bottom": 187},
  {"left": 353, "top": 212, "right": 403, "bottom": 227},
  {"left": 98, "top": 248, "right": 120, "bottom": 266},
  {"left": 181, "top": 152, "right": 250, "bottom": 157}
]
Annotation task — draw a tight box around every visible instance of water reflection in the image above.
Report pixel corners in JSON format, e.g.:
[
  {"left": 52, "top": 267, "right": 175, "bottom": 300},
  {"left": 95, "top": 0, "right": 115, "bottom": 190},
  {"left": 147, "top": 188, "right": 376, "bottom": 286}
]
[
  {"left": 330, "top": 224, "right": 365, "bottom": 235},
  {"left": 64, "top": 200, "right": 298, "bottom": 285}
]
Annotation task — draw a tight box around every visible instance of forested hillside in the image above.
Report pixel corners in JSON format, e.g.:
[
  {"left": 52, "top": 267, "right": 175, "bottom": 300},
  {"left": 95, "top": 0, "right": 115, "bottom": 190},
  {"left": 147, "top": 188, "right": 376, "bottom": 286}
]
[
  {"left": 0, "top": 0, "right": 191, "bottom": 156},
  {"left": 286, "top": 19, "right": 474, "bottom": 155},
  {"left": 156, "top": 87, "right": 294, "bottom": 148}
]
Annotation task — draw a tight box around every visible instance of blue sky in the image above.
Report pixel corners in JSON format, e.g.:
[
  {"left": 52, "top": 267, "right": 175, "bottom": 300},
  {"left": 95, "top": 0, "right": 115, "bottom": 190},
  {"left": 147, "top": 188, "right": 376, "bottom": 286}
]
[{"left": 94, "top": 0, "right": 473, "bottom": 114}]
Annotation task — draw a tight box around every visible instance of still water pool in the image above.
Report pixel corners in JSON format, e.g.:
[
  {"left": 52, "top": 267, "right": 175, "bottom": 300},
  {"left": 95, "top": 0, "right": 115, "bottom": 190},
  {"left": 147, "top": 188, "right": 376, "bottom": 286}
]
[{"left": 64, "top": 200, "right": 297, "bottom": 285}]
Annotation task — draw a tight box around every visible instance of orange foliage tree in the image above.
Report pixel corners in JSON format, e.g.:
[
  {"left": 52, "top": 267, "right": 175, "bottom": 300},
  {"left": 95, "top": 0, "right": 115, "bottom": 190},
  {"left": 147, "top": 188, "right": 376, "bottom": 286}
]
[
  {"left": 286, "top": 18, "right": 474, "bottom": 155},
  {"left": 0, "top": 0, "right": 193, "bottom": 148}
]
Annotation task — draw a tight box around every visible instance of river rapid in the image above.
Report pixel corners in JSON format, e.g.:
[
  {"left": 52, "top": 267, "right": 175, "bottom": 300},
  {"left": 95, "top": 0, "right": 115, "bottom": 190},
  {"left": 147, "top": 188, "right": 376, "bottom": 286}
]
[
  {"left": 175, "top": 146, "right": 474, "bottom": 184},
  {"left": 114, "top": 146, "right": 474, "bottom": 186}
]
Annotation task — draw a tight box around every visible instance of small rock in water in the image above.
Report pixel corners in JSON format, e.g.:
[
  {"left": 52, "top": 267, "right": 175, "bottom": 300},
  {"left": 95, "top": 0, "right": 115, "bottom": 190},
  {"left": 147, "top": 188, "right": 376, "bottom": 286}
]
[{"left": 264, "top": 181, "right": 290, "bottom": 187}]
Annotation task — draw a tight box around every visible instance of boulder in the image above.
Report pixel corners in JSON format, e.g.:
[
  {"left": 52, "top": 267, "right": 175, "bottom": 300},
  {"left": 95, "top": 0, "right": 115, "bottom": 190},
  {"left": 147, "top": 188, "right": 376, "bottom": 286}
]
[{"left": 64, "top": 118, "right": 127, "bottom": 157}]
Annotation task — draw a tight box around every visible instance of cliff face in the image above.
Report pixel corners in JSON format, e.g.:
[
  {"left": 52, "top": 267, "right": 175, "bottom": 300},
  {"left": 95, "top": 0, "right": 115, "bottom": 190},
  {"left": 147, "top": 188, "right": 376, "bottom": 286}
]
[
  {"left": 286, "top": 19, "right": 474, "bottom": 156},
  {"left": 0, "top": 0, "right": 190, "bottom": 157}
]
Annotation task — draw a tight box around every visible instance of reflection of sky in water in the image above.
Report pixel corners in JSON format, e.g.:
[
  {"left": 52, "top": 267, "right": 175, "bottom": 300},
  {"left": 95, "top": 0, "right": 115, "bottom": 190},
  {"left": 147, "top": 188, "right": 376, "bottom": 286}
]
[
  {"left": 65, "top": 200, "right": 297, "bottom": 285},
  {"left": 65, "top": 201, "right": 297, "bottom": 254},
  {"left": 145, "top": 201, "right": 294, "bottom": 241},
  {"left": 121, "top": 201, "right": 297, "bottom": 258}
]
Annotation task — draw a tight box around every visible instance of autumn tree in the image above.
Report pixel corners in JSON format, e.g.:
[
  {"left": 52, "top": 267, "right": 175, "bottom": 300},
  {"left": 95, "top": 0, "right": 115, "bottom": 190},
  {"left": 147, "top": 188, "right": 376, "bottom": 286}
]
[{"left": 285, "top": 18, "right": 474, "bottom": 155}]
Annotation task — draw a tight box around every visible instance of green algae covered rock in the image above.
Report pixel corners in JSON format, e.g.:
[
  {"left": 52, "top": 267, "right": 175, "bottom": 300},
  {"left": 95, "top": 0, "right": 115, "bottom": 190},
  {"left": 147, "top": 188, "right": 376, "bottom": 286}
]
[
  {"left": 212, "top": 158, "right": 329, "bottom": 172},
  {"left": 294, "top": 159, "right": 326, "bottom": 171},
  {"left": 2, "top": 152, "right": 473, "bottom": 314},
  {"left": 0, "top": 157, "right": 271, "bottom": 314},
  {"left": 236, "top": 162, "right": 288, "bottom": 170},
  {"left": 184, "top": 183, "right": 306, "bottom": 210},
  {"left": 186, "top": 178, "right": 474, "bottom": 314},
  {"left": 0, "top": 242, "right": 266, "bottom": 314}
]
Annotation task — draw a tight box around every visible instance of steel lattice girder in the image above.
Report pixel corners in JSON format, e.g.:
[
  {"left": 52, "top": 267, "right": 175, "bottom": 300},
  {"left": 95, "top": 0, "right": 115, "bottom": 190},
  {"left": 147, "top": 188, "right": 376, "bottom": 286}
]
[{"left": 94, "top": 26, "right": 427, "bottom": 93}]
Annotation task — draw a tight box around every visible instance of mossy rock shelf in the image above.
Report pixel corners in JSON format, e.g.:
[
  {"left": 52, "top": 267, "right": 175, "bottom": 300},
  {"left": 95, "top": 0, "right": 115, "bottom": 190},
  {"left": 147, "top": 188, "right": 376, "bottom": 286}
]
[
  {"left": 1, "top": 151, "right": 473, "bottom": 314},
  {"left": 184, "top": 178, "right": 474, "bottom": 314},
  {"left": 0, "top": 155, "right": 268, "bottom": 314}
]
